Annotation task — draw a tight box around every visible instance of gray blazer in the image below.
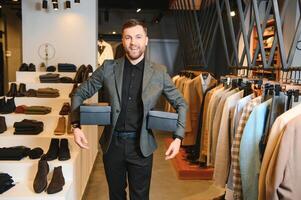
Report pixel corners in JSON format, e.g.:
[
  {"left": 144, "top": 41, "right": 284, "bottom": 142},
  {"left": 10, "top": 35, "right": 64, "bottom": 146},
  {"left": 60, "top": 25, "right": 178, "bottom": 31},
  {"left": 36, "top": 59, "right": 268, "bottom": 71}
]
[{"left": 71, "top": 57, "right": 187, "bottom": 157}]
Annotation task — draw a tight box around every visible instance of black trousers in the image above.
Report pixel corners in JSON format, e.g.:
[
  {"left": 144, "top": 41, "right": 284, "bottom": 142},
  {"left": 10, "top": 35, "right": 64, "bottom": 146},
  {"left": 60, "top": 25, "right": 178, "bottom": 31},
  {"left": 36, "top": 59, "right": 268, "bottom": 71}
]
[{"left": 103, "top": 132, "right": 153, "bottom": 200}]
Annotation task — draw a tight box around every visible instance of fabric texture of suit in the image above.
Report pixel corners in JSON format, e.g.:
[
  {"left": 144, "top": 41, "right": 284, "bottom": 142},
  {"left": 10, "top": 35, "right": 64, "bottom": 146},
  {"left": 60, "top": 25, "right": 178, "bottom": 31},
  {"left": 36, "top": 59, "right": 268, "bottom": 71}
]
[
  {"left": 265, "top": 115, "right": 301, "bottom": 200},
  {"left": 258, "top": 103, "right": 301, "bottom": 200},
  {"left": 71, "top": 57, "right": 187, "bottom": 157},
  {"left": 239, "top": 99, "right": 271, "bottom": 200}
]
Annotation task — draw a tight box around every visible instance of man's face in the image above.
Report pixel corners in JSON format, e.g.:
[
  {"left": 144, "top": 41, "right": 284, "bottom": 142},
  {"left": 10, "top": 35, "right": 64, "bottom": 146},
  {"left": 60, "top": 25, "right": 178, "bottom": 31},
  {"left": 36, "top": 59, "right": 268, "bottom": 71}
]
[{"left": 122, "top": 25, "right": 148, "bottom": 61}]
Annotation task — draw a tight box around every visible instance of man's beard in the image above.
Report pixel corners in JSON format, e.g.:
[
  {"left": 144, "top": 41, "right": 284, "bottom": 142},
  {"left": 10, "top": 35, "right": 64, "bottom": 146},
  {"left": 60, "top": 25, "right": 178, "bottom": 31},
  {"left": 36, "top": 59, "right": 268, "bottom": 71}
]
[{"left": 125, "top": 46, "right": 145, "bottom": 60}]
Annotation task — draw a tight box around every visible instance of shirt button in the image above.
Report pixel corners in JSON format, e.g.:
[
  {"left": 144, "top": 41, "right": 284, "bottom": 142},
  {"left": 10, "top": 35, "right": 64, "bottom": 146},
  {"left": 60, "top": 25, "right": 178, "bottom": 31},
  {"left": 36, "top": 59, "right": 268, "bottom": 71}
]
[
  {"left": 129, "top": 97, "right": 132, "bottom": 100},
  {"left": 131, "top": 73, "right": 135, "bottom": 77}
]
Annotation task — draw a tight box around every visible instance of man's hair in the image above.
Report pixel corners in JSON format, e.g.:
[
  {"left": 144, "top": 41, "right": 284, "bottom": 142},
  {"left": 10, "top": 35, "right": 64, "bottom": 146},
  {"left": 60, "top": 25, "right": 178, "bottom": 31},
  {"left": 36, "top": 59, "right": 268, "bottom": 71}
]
[{"left": 122, "top": 19, "right": 147, "bottom": 35}]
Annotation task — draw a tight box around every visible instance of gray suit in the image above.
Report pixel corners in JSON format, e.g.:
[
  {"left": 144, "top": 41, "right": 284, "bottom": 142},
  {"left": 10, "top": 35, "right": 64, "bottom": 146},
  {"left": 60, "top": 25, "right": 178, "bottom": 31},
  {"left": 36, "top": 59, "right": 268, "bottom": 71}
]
[{"left": 71, "top": 57, "right": 187, "bottom": 157}]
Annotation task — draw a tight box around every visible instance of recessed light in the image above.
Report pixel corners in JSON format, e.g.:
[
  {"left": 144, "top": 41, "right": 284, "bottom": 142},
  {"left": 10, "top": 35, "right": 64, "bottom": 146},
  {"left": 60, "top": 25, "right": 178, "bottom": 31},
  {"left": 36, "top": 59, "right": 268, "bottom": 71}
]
[
  {"left": 230, "top": 11, "right": 236, "bottom": 17},
  {"left": 136, "top": 8, "right": 141, "bottom": 13}
]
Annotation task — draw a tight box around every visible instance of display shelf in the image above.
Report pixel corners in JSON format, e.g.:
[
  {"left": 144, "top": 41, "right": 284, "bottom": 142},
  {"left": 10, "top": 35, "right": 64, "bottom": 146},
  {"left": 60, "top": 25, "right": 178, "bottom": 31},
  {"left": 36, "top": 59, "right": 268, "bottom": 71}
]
[
  {"left": 16, "top": 72, "right": 76, "bottom": 83},
  {"left": 0, "top": 181, "right": 73, "bottom": 200}
]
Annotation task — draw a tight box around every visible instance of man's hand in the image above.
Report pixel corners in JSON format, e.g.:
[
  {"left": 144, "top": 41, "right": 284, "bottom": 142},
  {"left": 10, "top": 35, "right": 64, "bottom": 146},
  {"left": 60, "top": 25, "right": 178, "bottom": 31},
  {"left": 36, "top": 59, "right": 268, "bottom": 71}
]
[
  {"left": 165, "top": 138, "right": 181, "bottom": 160},
  {"left": 73, "top": 128, "right": 89, "bottom": 149}
]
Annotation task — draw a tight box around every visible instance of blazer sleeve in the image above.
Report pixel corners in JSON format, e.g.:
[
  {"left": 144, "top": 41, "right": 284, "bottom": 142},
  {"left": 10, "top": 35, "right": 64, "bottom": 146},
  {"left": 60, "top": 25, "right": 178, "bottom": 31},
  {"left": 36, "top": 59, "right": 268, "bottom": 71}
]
[
  {"left": 70, "top": 64, "right": 105, "bottom": 123},
  {"left": 162, "top": 71, "right": 187, "bottom": 138}
]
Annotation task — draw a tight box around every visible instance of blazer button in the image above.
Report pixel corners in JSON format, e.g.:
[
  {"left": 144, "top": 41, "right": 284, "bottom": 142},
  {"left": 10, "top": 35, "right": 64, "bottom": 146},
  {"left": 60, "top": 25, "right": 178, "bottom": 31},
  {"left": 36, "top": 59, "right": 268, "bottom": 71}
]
[{"left": 116, "top": 109, "right": 120, "bottom": 113}]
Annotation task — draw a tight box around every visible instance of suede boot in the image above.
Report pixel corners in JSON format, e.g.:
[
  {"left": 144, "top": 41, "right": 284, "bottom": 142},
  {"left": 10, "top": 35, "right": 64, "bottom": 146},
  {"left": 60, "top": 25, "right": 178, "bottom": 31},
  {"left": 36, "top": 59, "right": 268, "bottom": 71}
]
[
  {"left": 59, "top": 103, "right": 70, "bottom": 115},
  {"left": 2, "top": 97, "right": 16, "bottom": 114},
  {"left": 67, "top": 115, "right": 73, "bottom": 134},
  {"left": 73, "top": 65, "right": 86, "bottom": 83},
  {"left": 82, "top": 64, "right": 93, "bottom": 82},
  {"left": 28, "top": 63, "right": 36, "bottom": 71},
  {"left": 46, "top": 166, "right": 65, "bottom": 194},
  {"left": 6, "top": 83, "right": 17, "bottom": 97},
  {"left": 33, "top": 159, "right": 49, "bottom": 193},
  {"left": 0, "top": 116, "right": 7, "bottom": 133},
  {"left": 17, "top": 83, "right": 27, "bottom": 97},
  {"left": 43, "top": 138, "right": 59, "bottom": 161},
  {"left": 58, "top": 139, "right": 70, "bottom": 161},
  {"left": 19, "top": 63, "right": 28, "bottom": 71},
  {"left": 54, "top": 116, "right": 66, "bottom": 135},
  {"left": 69, "top": 83, "right": 78, "bottom": 98}
]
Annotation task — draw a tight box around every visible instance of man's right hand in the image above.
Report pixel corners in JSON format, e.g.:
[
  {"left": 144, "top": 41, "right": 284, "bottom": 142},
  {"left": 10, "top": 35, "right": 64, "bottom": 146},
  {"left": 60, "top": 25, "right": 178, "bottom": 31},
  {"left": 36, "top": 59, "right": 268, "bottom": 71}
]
[{"left": 73, "top": 128, "right": 89, "bottom": 149}]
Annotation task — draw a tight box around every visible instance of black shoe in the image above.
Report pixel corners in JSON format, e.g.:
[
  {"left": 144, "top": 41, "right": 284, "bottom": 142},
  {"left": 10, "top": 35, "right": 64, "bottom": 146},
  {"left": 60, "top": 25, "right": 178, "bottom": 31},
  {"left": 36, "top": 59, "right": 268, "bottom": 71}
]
[
  {"left": 59, "top": 102, "right": 71, "bottom": 116},
  {"left": 46, "top": 166, "right": 65, "bottom": 194},
  {"left": 69, "top": 83, "right": 78, "bottom": 98},
  {"left": 33, "top": 159, "right": 49, "bottom": 193},
  {"left": 6, "top": 83, "right": 17, "bottom": 97},
  {"left": 0, "top": 97, "right": 5, "bottom": 113},
  {"left": 2, "top": 97, "right": 16, "bottom": 114},
  {"left": 17, "top": 83, "right": 26, "bottom": 97},
  {"left": 28, "top": 63, "right": 36, "bottom": 71},
  {"left": 58, "top": 139, "right": 70, "bottom": 161},
  {"left": 43, "top": 138, "right": 59, "bottom": 161},
  {"left": 82, "top": 64, "right": 93, "bottom": 82},
  {"left": 73, "top": 65, "right": 86, "bottom": 83},
  {"left": 19, "top": 63, "right": 29, "bottom": 71},
  {"left": 0, "top": 116, "right": 7, "bottom": 133}
]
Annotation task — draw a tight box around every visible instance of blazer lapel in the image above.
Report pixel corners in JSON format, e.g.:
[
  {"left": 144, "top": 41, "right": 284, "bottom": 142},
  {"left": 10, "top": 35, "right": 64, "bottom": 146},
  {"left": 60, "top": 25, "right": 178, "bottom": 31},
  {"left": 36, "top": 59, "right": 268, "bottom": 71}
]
[
  {"left": 113, "top": 57, "right": 125, "bottom": 105},
  {"left": 142, "top": 60, "right": 154, "bottom": 93}
]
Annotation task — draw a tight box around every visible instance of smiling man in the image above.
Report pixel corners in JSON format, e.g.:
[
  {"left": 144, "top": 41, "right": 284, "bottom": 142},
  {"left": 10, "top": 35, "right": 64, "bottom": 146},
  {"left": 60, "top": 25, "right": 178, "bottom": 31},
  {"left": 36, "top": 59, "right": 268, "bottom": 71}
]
[{"left": 70, "top": 19, "right": 187, "bottom": 200}]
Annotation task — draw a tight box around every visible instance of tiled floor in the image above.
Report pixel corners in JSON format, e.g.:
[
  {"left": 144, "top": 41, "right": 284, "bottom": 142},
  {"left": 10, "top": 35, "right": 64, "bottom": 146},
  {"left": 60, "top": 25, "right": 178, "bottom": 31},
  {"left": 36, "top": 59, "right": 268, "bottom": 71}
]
[{"left": 82, "top": 132, "right": 225, "bottom": 200}]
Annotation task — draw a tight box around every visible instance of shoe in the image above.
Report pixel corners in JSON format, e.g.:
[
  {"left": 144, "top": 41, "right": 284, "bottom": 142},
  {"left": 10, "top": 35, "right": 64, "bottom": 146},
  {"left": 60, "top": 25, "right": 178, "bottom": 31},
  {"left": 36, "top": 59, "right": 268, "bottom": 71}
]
[
  {"left": 19, "top": 63, "right": 28, "bottom": 71},
  {"left": 33, "top": 159, "right": 49, "bottom": 193},
  {"left": 43, "top": 138, "right": 59, "bottom": 161},
  {"left": 0, "top": 97, "right": 5, "bottom": 113},
  {"left": 28, "top": 147, "right": 44, "bottom": 159},
  {"left": 17, "top": 83, "right": 27, "bottom": 97},
  {"left": 82, "top": 64, "right": 93, "bottom": 82},
  {"left": 67, "top": 115, "right": 73, "bottom": 134},
  {"left": 46, "top": 166, "right": 65, "bottom": 194},
  {"left": 2, "top": 97, "right": 16, "bottom": 114},
  {"left": 58, "top": 139, "right": 70, "bottom": 161},
  {"left": 73, "top": 65, "right": 86, "bottom": 83},
  {"left": 69, "top": 83, "right": 78, "bottom": 98},
  {"left": 28, "top": 63, "right": 36, "bottom": 71},
  {"left": 46, "top": 66, "right": 56, "bottom": 72},
  {"left": 59, "top": 103, "right": 71, "bottom": 115},
  {"left": 54, "top": 116, "right": 66, "bottom": 135},
  {"left": 0, "top": 116, "right": 7, "bottom": 133},
  {"left": 6, "top": 83, "right": 17, "bottom": 97}
]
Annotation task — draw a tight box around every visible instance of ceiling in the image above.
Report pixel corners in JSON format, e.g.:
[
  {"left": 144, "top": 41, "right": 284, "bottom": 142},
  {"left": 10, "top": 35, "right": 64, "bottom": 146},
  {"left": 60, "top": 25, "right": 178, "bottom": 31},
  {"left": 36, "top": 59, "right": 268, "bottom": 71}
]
[{"left": 99, "top": 0, "right": 170, "bottom": 10}]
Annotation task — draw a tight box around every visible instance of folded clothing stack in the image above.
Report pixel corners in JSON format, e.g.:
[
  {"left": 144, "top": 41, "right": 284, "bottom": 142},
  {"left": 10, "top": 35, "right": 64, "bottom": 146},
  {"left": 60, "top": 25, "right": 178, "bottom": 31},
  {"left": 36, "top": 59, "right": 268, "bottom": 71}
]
[
  {"left": 58, "top": 63, "right": 77, "bottom": 72},
  {"left": 36, "top": 88, "right": 60, "bottom": 98},
  {"left": 0, "top": 146, "right": 30, "bottom": 160},
  {"left": 14, "top": 119, "right": 44, "bottom": 135},
  {"left": 0, "top": 173, "right": 15, "bottom": 194},
  {"left": 25, "top": 89, "right": 37, "bottom": 97},
  {"left": 39, "top": 73, "right": 60, "bottom": 83},
  {"left": 24, "top": 106, "right": 52, "bottom": 115}
]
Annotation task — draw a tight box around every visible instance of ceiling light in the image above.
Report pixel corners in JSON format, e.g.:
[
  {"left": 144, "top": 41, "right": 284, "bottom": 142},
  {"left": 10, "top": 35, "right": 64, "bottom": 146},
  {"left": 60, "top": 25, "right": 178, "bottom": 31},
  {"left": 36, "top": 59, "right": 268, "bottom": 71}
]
[
  {"left": 112, "top": 31, "right": 116, "bottom": 34},
  {"left": 52, "top": 0, "right": 58, "bottom": 3},
  {"left": 0, "top": 5, "right": 2, "bottom": 8},
  {"left": 230, "top": 11, "right": 236, "bottom": 17},
  {"left": 136, "top": 8, "right": 141, "bottom": 13},
  {"left": 74, "top": 0, "right": 80, "bottom": 3},
  {"left": 12, "top": 0, "right": 18, "bottom": 2},
  {"left": 53, "top": 3, "right": 58, "bottom": 10},
  {"left": 65, "top": 1, "right": 71, "bottom": 8},
  {"left": 42, "top": 0, "right": 48, "bottom": 9}
]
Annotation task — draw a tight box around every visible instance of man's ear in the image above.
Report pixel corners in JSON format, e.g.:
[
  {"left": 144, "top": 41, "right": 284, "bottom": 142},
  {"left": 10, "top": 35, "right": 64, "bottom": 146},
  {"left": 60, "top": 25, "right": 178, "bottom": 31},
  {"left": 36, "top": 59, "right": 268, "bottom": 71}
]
[{"left": 145, "top": 36, "right": 149, "bottom": 46}]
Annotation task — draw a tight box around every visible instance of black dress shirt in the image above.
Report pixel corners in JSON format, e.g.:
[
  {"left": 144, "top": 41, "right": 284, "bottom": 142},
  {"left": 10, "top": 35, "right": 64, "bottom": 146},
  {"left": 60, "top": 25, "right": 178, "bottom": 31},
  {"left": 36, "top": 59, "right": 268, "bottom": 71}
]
[{"left": 115, "top": 57, "right": 145, "bottom": 132}]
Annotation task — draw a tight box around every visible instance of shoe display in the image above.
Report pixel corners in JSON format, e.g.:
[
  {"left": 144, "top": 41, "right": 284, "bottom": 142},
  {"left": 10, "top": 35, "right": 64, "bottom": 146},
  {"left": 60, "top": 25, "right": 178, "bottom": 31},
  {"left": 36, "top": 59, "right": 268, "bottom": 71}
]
[
  {"left": 82, "top": 64, "right": 93, "bottom": 82},
  {"left": 0, "top": 97, "right": 5, "bottom": 113},
  {"left": 6, "top": 83, "right": 17, "bottom": 97},
  {"left": 33, "top": 159, "right": 49, "bottom": 193},
  {"left": 2, "top": 97, "right": 16, "bottom": 114},
  {"left": 0, "top": 116, "right": 7, "bottom": 134},
  {"left": 46, "top": 166, "right": 65, "bottom": 194},
  {"left": 18, "top": 63, "right": 29, "bottom": 71},
  {"left": 69, "top": 83, "right": 78, "bottom": 98},
  {"left": 59, "top": 102, "right": 71, "bottom": 115},
  {"left": 28, "top": 147, "right": 44, "bottom": 159},
  {"left": 54, "top": 116, "right": 66, "bottom": 135},
  {"left": 58, "top": 139, "right": 70, "bottom": 161},
  {"left": 73, "top": 64, "right": 86, "bottom": 83},
  {"left": 28, "top": 63, "right": 36, "bottom": 71},
  {"left": 43, "top": 138, "right": 59, "bottom": 161}
]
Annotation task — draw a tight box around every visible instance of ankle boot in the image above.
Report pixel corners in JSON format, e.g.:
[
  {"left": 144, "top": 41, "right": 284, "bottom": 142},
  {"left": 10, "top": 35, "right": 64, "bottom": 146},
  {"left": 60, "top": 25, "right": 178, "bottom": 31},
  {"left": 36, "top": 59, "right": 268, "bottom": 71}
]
[
  {"left": 47, "top": 166, "right": 65, "bottom": 194},
  {"left": 69, "top": 83, "right": 78, "bottom": 98},
  {"left": 0, "top": 116, "right": 7, "bottom": 133},
  {"left": 6, "top": 83, "right": 17, "bottom": 97},
  {"left": 17, "top": 83, "right": 27, "bottom": 97},
  {"left": 2, "top": 97, "right": 16, "bottom": 114},
  {"left": 54, "top": 116, "right": 66, "bottom": 135},
  {"left": 58, "top": 139, "right": 70, "bottom": 161},
  {"left": 73, "top": 65, "right": 86, "bottom": 83},
  {"left": 19, "top": 63, "right": 29, "bottom": 71},
  {"left": 67, "top": 115, "right": 73, "bottom": 134},
  {"left": 43, "top": 138, "right": 59, "bottom": 161},
  {"left": 28, "top": 63, "right": 36, "bottom": 71},
  {"left": 82, "top": 64, "right": 93, "bottom": 82},
  {"left": 33, "top": 160, "right": 49, "bottom": 193},
  {"left": 0, "top": 97, "right": 5, "bottom": 114}
]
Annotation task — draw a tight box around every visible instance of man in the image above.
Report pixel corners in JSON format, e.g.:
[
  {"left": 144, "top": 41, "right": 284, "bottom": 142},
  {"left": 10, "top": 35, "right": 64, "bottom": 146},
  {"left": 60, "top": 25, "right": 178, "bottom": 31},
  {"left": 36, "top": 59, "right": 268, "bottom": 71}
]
[{"left": 70, "top": 19, "right": 187, "bottom": 200}]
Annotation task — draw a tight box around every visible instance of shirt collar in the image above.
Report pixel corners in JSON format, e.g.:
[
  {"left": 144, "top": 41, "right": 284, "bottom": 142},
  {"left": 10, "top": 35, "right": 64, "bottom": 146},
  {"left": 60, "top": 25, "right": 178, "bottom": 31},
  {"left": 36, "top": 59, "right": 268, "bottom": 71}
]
[{"left": 125, "top": 56, "right": 145, "bottom": 71}]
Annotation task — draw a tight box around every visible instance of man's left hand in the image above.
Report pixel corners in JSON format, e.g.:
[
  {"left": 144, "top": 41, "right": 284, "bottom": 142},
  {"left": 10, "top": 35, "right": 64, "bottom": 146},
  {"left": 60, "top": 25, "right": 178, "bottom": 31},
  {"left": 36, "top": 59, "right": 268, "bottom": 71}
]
[{"left": 165, "top": 138, "right": 181, "bottom": 160}]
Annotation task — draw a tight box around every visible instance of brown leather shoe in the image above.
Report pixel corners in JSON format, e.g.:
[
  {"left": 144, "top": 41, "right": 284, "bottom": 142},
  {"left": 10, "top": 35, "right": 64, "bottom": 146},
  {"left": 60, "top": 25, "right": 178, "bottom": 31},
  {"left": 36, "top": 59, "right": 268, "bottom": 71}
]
[
  {"left": 59, "top": 103, "right": 71, "bottom": 116},
  {"left": 33, "top": 160, "right": 49, "bottom": 193},
  {"left": 54, "top": 116, "right": 66, "bottom": 135},
  {"left": 46, "top": 166, "right": 65, "bottom": 194}
]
